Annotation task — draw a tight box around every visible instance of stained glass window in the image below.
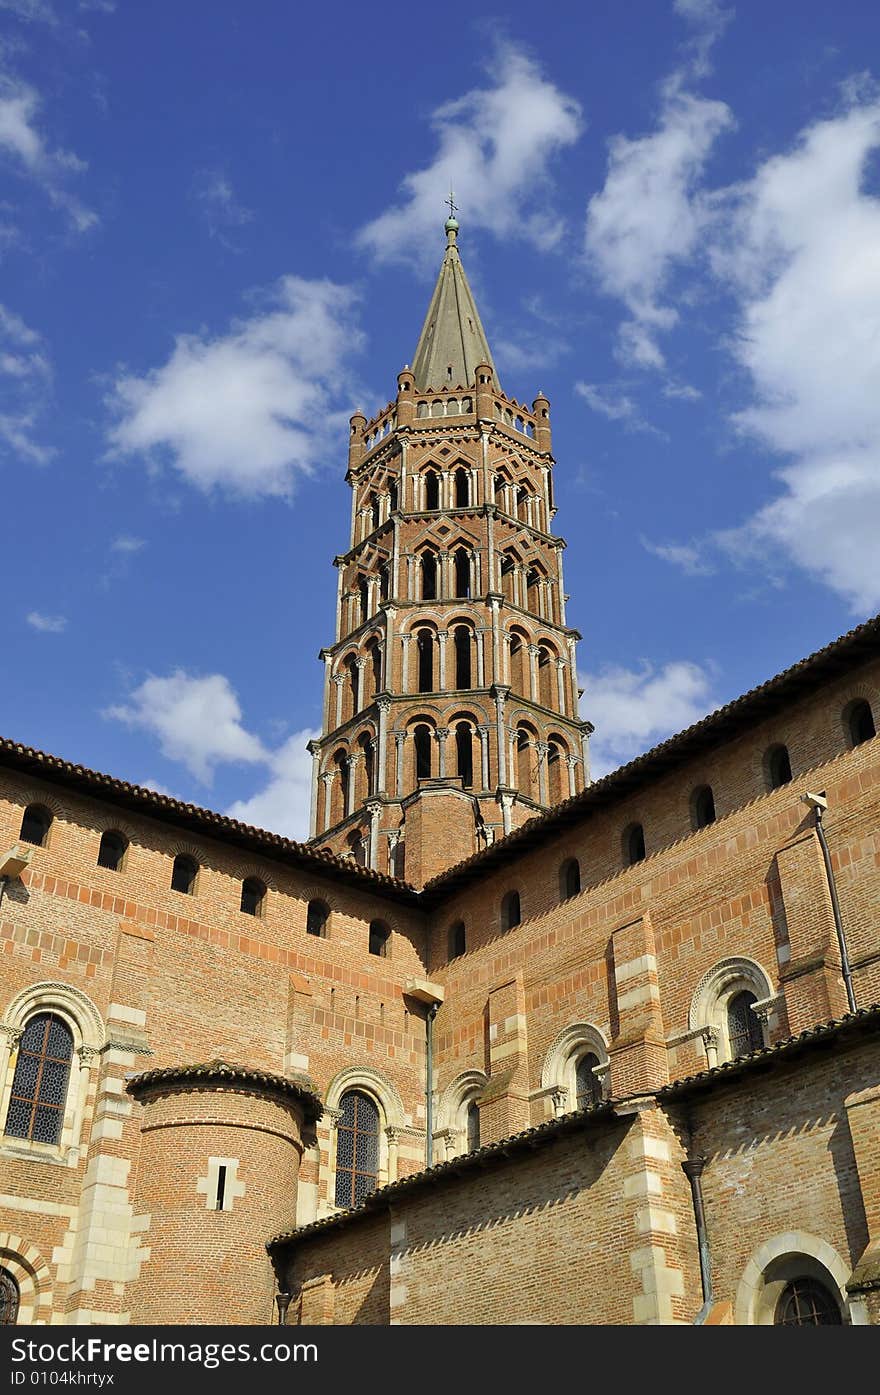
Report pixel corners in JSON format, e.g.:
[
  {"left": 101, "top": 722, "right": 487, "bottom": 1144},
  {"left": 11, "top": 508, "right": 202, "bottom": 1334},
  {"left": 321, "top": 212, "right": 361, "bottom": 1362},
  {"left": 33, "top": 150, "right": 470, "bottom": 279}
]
[
  {"left": 335, "top": 1091, "right": 380, "bottom": 1208},
  {"left": 4, "top": 1013, "right": 72, "bottom": 1145}
]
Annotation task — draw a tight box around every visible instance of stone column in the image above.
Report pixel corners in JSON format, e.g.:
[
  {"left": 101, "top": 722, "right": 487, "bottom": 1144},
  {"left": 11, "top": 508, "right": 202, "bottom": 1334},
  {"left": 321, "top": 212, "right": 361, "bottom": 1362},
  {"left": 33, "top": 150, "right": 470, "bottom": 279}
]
[
  {"left": 333, "top": 673, "right": 345, "bottom": 727},
  {"left": 345, "top": 755, "right": 360, "bottom": 817},
  {"left": 354, "top": 657, "right": 367, "bottom": 711},
  {"left": 401, "top": 634, "right": 412, "bottom": 693},
  {"left": 500, "top": 789, "right": 513, "bottom": 836},
  {"left": 475, "top": 630, "right": 486, "bottom": 687},
  {"left": 395, "top": 732, "right": 406, "bottom": 797},
  {"left": 567, "top": 638, "right": 579, "bottom": 715},
  {"left": 320, "top": 648, "right": 333, "bottom": 728},
  {"left": 527, "top": 645, "right": 539, "bottom": 702},
  {"left": 439, "top": 550, "right": 450, "bottom": 600},
  {"left": 492, "top": 685, "right": 509, "bottom": 786},
  {"left": 366, "top": 800, "right": 382, "bottom": 870},
  {"left": 307, "top": 739, "right": 321, "bottom": 838},
  {"left": 438, "top": 631, "right": 447, "bottom": 691},
  {"left": 566, "top": 754, "right": 578, "bottom": 798},
  {"left": 488, "top": 594, "right": 503, "bottom": 688},
  {"left": 478, "top": 725, "right": 490, "bottom": 788},
  {"left": 536, "top": 741, "right": 549, "bottom": 805},
  {"left": 406, "top": 554, "right": 415, "bottom": 600},
  {"left": 556, "top": 658, "right": 568, "bottom": 716},
  {"left": 320, "top": 771, "right": 335, "bottom": 832},
  {"left": 436, "top": 727, "right": 450, "bottom": 778},
  {"left": 377, "top": 696, "right": 391, "bottom": 794}
]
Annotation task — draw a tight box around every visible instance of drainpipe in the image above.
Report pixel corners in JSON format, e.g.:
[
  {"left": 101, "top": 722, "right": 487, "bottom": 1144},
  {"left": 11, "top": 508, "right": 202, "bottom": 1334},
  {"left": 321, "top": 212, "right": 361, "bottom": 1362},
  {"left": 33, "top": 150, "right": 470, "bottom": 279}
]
[
  {"left": 682, "top": 1157, "right": 713, "bottom": 1322},
  {"left": 425, "top": 1002, "right": 439, "bottom": 1169},
  {"left": 806, "top": 792, "right": 857, "bottom": 1014}
]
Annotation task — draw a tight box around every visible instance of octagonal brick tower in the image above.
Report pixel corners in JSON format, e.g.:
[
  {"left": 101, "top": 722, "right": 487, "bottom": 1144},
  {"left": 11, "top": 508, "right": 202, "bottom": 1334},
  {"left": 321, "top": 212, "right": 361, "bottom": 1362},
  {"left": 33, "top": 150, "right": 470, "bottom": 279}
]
[{"left": 308, "top": 215, "right": 592, "bottom": 887}]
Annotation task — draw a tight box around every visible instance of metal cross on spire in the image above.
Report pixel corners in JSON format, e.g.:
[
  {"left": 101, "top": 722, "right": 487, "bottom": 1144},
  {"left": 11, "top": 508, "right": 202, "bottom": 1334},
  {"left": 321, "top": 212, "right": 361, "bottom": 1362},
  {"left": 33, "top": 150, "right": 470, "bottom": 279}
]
[{"left": 445, "top": 190, "right": 458, "bottom": 219}]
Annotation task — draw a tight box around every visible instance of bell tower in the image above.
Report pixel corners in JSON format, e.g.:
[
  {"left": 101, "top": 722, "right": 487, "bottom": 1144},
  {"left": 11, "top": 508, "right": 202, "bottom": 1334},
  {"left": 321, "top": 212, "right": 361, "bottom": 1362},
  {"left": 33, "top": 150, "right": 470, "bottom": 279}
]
[{"left": 307, "top": 213, "right": 592, "bottom": 886}]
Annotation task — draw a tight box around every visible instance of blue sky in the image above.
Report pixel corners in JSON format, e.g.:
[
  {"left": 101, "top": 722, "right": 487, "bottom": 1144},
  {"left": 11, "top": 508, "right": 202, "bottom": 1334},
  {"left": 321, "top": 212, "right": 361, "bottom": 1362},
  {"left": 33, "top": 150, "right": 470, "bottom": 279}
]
[{"left": 2, "top": 0, "right": 880, "bottom": 838}]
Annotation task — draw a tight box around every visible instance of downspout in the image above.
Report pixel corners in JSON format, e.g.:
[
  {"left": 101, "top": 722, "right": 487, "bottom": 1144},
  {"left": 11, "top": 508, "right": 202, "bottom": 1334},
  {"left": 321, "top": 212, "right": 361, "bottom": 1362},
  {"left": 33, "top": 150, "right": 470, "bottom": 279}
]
[
  {"left": 682, "top": 1157, "right": 713, "bottom": 1323},
  {"left": 425, "top": 1002, "right": 439, "bottom": 1168},
  {"left": 812, "top": 800, "right": 857, "bottom": 1013}
]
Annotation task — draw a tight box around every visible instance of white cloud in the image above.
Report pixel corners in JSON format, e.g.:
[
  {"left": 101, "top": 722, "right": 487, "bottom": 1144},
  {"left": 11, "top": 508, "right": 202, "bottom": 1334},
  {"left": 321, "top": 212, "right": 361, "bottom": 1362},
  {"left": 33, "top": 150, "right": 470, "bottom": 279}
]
[
  {"left": 711, "top": 97, "right": 880, "bottom": 612},
  {"left": 574, "top": 380, "right": 663, "bottom": 437},
  {"left": 226, "top": 728, "right": 320, "bottom": 842},
  {"left": 104, "top": 667, "right": 318, "bottom": 839},
  {"left": 358, "top": 43, "right": 582, "bottom": 265},
  {"left": 110, "top": 534, "right": 146, "bottom": 553},
  {"left": 585, "top": 80, "right": 733, "bottom": 370},
  {"left": 26, "top": 610, "right": 66, "bottom": 632},
  {"left": 105, "top": 275, "right": 364, "bottom": 499},
  {"left": 0, "top": 0, "right": 57, "bottom": 22},
  {"left": 582, "top": 659, "right": 719, "bottom": 778},
  {"left": 673, "top": 0, "right": 734, "bottom": 79},
  {"left": 0, "top": 302, "right": 53, "bottom": 463},
  {"left": 0, "top": 76, "right": 96, "bottom": 232},
  {"left": 193, "top": 169, "right": 253, "bottom": 251},
  {"left": 641, "top": 537, "right": 713, "bottom": 576},
  {"left": 103, "top": 671, "right": 268, "bottom": 785}
]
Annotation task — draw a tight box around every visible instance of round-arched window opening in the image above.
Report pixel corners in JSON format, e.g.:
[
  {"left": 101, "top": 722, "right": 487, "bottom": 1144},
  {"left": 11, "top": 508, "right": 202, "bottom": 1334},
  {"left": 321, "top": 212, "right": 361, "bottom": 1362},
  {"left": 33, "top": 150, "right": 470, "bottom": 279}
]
[
  {"left": 369, "top": 920, "right": 390, "bottom": 957},
  {"left": 448, "top": 920, "right": 466, "bottom": 959},
  {"left": 466, "top": 1100, "right": 480, "bottom": 1152},
  {"left": 240, "top": 877, "right": 266, "bottom": 918},
  {"left": 19, "top": 803, "right": 52, "bottom": 848},
  {"left": 4, "top": 1011, "right": 73, "bottom": 1145},
  {"left": 846, "top": 699, "right": 876, "bottom": 748},
  {"left": 560, "top": 858, "right": 580, "bottom": 900},
  {"left": 306, "top": 899, "right": 329, "bottom": 937},
  {"left": 97, "top": 830, "right": 128, "bottom": 872},
  {"left": 692, "top": 785, "right": 716, "bottom": 829},
  {"left": 501, "top": 890, "right": 521, "bottom": 931},
  {"left": 625, "top": 823, "right": 646, "bottom": 865},
  {"left": 334, "top": 1090, "right": 380, "bottom": 1209},
  {"left": 727, "top": 990, "right": 763, "bottom": 1059},
  {"left": 575, "top": 1052, "right": 602, "bottom": 1109},
  {"left": 0, "top": 1268, "right": 19, "bottom": 1326},
  {"left": 774, "top": 1278, "right": 842, "bottom": 1326},
  {"left": 171, "top": 854, "right": 198, "bottom": 896}
]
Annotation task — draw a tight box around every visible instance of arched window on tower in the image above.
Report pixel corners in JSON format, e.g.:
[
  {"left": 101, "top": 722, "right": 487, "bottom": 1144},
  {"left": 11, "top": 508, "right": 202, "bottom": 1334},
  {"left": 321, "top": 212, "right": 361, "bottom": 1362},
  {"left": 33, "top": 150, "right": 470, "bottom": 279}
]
[
  {"left": 417, "top": 629, "right": 434, "bottom": 693},
  {"left": 455, "top": 721, "right": 473, "bottom": 788},
  {"left": 346, "top": 655, "right": 359, "bottom": 718},
  {"left": 448, "top": 920, "right": 466, "bottom": 959},
  {"left": 334, "top": 1090, "right": 380, "bottom": 1208},
  {"left": 334, "top": 750, "right": 350, "bottom": 822},
  {"left": 500, "top": 555, "right": 515, "bottom": 605},
  {"left": 306, "top": 899, "right": 329, "bottom": 937},
  {"left": 526, "top": 568, "right": 541, "bottom": 616},
  {"left": 0, "top": 1268, "right": 19, "bottom": 1326},
  {"left": 368, "top": 920, "right": 390, "bottom": 957},
  {"left": 547, "top": 738, "right": 566, "bottom": 804},
  {"left": 625, "top": 823, "right": 646, "bottom": 866},
  {"left": 359, "top": 732, "right": 375, "bottom": 798},
  {"left": 97, "top": 830, "right": 128, "bottom": 872},
  {"left": 359, "top": 577, "right": 370, "bottom": 624},
  {"left": 369, "top": 494, "right": 380, "bottom": 531},
  {"left": 420, "top": 551, "right": 437, "bottom": 601},
  {"left": 171, "top": 854, "right": 198, "bottom": 896},
  {"left": 19, "top": 804, "right": 51, "bottom": 848},
  {"left": 424, "top": 471, "right": 440, "bottom": 510},
  {"left": 454, "top": 626, "right": 472, "bottom": 688},
  {"left": 516, "top": 728, "right": 533, "bottom": 797},
  {"left": 414, "top": 724, "right": 432, "bottom": 781},
  {"left": 388, "top": 480, "right": 398, "bottom": 514},
  {"left": 454, "top": 548, "right": 471, "bottom": 599},
  {"left": 538, "top": 645, "right": 555, "bottom": 709},
  {"left": 575, "top": 1053, "right": 602, "bottom": 1109},
  {"left": 454, "top": 468, "right": 470, "bottom": 507},
  {"left": 509, "top": 633, "right": 528, "bottom": 696},
  {"left": 240, "top": 877, "right": 266, "bottom": 917},
  {"left": 500, "top": 890, "right": 521, "bottom": 931},
  {"left": 466, "top": 1101, "right": 480, "bottom": 1152},
  {"left": 559, "top": 857, "right": 580, "bottom": 900},
  {"left": 774, "top": 1279, "right": 843, "bottom": 1326},
  {"left": 517, "top": 487, "right": 530, "bottom": 523},
  {"left": 4, "top": 1012, "right": 73, "bottom": 1145},
  {"left": 370, "top": 641, "right": 383, "bottom": 697},
  {"left": 379, "top": 564, "right": 390, "bottom": 603}
]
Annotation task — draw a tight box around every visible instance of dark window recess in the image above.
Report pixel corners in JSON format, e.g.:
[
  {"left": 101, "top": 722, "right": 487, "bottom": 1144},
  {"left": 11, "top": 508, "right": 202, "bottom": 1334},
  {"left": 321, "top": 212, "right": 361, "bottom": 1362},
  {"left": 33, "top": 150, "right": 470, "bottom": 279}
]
[
  {"left": 575, "top": 1053, "right": 601, "bottom": 1109},
  {"left": 240, "top": 877, "right": 265, "bottom": 917},
  {"left": 774, "top": 1279, "right": 842, "bottom": 1326},
  {"left": 4, "top": 1013, "right": 72, "bottom": 1145},
  {"left": 501, "top": 891, "right": 521, "bottom": 931},
  {"left": 454, "top": 470, "right": 470, "bottom": 507},
  {"left": 307, "top": 900, "right": 329, "bottom": 937},
  {"left": 19, "top": 804, "right": 51, "bottom": 847},
  {"left": 171, "top": 855, "right": 198, "bottom": 895},
  {"left": 466, "top": 1101, "right": 480, "bottom": 1152},
  {"left": 424, "top": 473, "right": 440, "bottom": 510},
  {"left": 369, "top": 920, "right": 390, "bottom": 957},
  {"left": 420, "top": 552, "right": 437, "bottom": 600},
  {"left": 693, "top": 786, "right": 716, "bottom": 829},
  {"left": 627, "top": 824, "right": 646, "bottom": 865},
  {"left": 454, "top": 550, "right": 471, "bottom": 598},
  {"left": 454, "top": 628, "right": 471, "bottom": 688},
  {"left": 417, "top": 630, "right": 434, "bottom": 692},
  {"left": 335, "top": 1090, "right": 380, "bottom": 1208},
  {"left": 414, "top": 725, "right": 432, "bottom": 780},
  {"left": 727, "top": 990, "right": 763, "bottom": 1059},
  {"left": 767, "top": 744, "right": 792, "bottom": 789},
  {"left": 455, "top": 723, "right": 473, "bottom": 788},
  {"left": 215, "top": 1165, "right": 227, "bottom": 1211},
  {"left": 449, "top": 921, "right": 466, "bottom": 959},
  {"left": 97, "top": 831, "right": 127, "bottom": 871},
  {"left": 561, "top": 858, "right": 580, "bottom": 899},
  {"left": 848, "top": 700, "right": 876, "bottom": 747}
]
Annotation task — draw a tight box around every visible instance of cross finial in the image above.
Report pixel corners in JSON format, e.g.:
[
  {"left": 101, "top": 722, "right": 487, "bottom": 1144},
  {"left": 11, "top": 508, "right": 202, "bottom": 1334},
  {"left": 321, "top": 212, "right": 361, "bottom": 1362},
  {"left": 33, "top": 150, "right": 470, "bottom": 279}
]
[{"left": 445, "top": 190, "right": 458, "bottom": 219}]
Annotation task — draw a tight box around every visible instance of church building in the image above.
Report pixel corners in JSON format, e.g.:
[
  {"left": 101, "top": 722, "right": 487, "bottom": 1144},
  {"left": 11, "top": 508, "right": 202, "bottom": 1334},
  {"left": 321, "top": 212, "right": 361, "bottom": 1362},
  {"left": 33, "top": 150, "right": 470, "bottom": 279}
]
[{"left": 0, "top": 218, "right": 879, "bottom": 1327}]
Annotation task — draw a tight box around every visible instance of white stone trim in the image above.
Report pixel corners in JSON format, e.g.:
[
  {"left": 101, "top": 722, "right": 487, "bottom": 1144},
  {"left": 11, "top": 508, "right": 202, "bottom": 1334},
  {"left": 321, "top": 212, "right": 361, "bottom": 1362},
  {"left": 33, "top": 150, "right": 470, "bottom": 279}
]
[
  {"left": 735, "top": 1231, "right": 856, "bottom": 1325},
  {"left": 540, "top": 1022, "right": 610, "bottom": 1117}
]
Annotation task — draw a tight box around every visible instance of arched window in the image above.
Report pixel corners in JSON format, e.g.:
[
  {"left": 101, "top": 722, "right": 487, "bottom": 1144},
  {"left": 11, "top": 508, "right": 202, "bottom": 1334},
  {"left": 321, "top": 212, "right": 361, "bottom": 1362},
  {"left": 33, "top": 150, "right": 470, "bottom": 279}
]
[
  {"left": 367, "top": 641, "right": 382, "bottom": 699},
  {"left": 171, "top": 854, "right": 198, "bottom": 895},
  {"left": 766, "top": 744, "right": 792, "bottom": 789},
  {"left": 359, "top": 576, "right": 370, "bottom": 623},
  {"left": 4, "top": 1012, "right": 73, "bottom": 1145},
  {"left": 466, "top": 1101, "right": 480, "bottom": 1152},
  {"left": 379, "top": 564, "right": 389, "bottom": 603},
  {"left": 625, "top": 823, "right": 646, "bottom": 865},
  {"left": 368, "top": 920, "right": 390, "bottom": 957},
  {"left": 240, "top": 877, "right": 265, "bottom": 918},
  {"left": 726, "top": 990, "right": 763, "bottom": 1059},
  {"left": 500, "top": 555, "right": 515, "bottom": 605},
  {"left": 454, "top": 548, "right": 471, "bottom": 599},
  {"left": 692, "top": 785, "right": 716, "bottom": 829},
  {"left": 346, "top": 831, "right": 366, "bottom": 866},
  {"left": 455, "top": 722, "right": 473, "bottom": 788},
  {"left": 0, "top": 1268, "right": 19, "bottom": 1326},
  {"left": 454, "top": 626, "right": 471, "bottom": 688},
  {"left": 560, "top": 858, "right": 580, "bottom": 900},
  {"left": 420, "top": 551, "right": 437, "bottom": 600},
  {"left": 360, "top": 733, "right": 375, "bottom": 797},
  {"left": 448, "top": 921, "right": 466, "bottom": 959},
  {"left": 516, "top": 728, "right": 532, "bottom": 796},
  {"left": 454, "top": 468, "right": 470, "bottom": 507},
  {"left": 575, "top": 1053, "right": 601, "bottom": 1109},
  {"left": 414, "top": 724, "right": 432, "bottom": 781},
  {"left": 538, "top": 646, "right": 554, "bottom": 708},
  {"left": 333, "top": 750, "right": 350, "bottom": 823},
  {"left": 774, "top": 1279, "right": 842, "bottom": 1326},
  {"left": 388, "top": 480, "right": 398, "bottom": 514},
  {"left": 19, "top": 804, "right": 51, "bottom": 848},
  {"left": 424, "top": 472, "right": 440, "bottom": 510},
  {"left": 547, "top": 738, "right": 566, "bottom": 804},
  {"left": 334, "top": 1090, "right": 380, "bottom": 1208},
  {"left": 847, "top": 699, "right": 876, "bottom": 747},
  {"left": 97, "top": 830, "right": 127, "bottom": 872},
  {"left": 306, "top": 899, "right": 329, "bottom": 937},
  {"left": 345, "top": 655, "right": 359, "bottom": 718},
  {"left": 369, "top": 494, "right": 380, "bottom": 531},
  {"left": 509, "top": 632, "right": 528, "bottom": 694},
  {"left": 501, "top": 890, "right": 521, "bottom": 931},
  {"left": 417, "top": 629, "right": 434, "bottom": 692}
]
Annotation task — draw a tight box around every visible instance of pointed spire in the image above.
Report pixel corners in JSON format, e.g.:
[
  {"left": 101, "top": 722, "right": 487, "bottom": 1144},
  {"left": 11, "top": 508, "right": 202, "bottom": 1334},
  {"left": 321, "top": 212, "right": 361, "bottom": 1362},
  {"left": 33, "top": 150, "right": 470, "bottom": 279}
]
[{"left": 411, "top": 210, "right": 499, "bottom": 393}]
